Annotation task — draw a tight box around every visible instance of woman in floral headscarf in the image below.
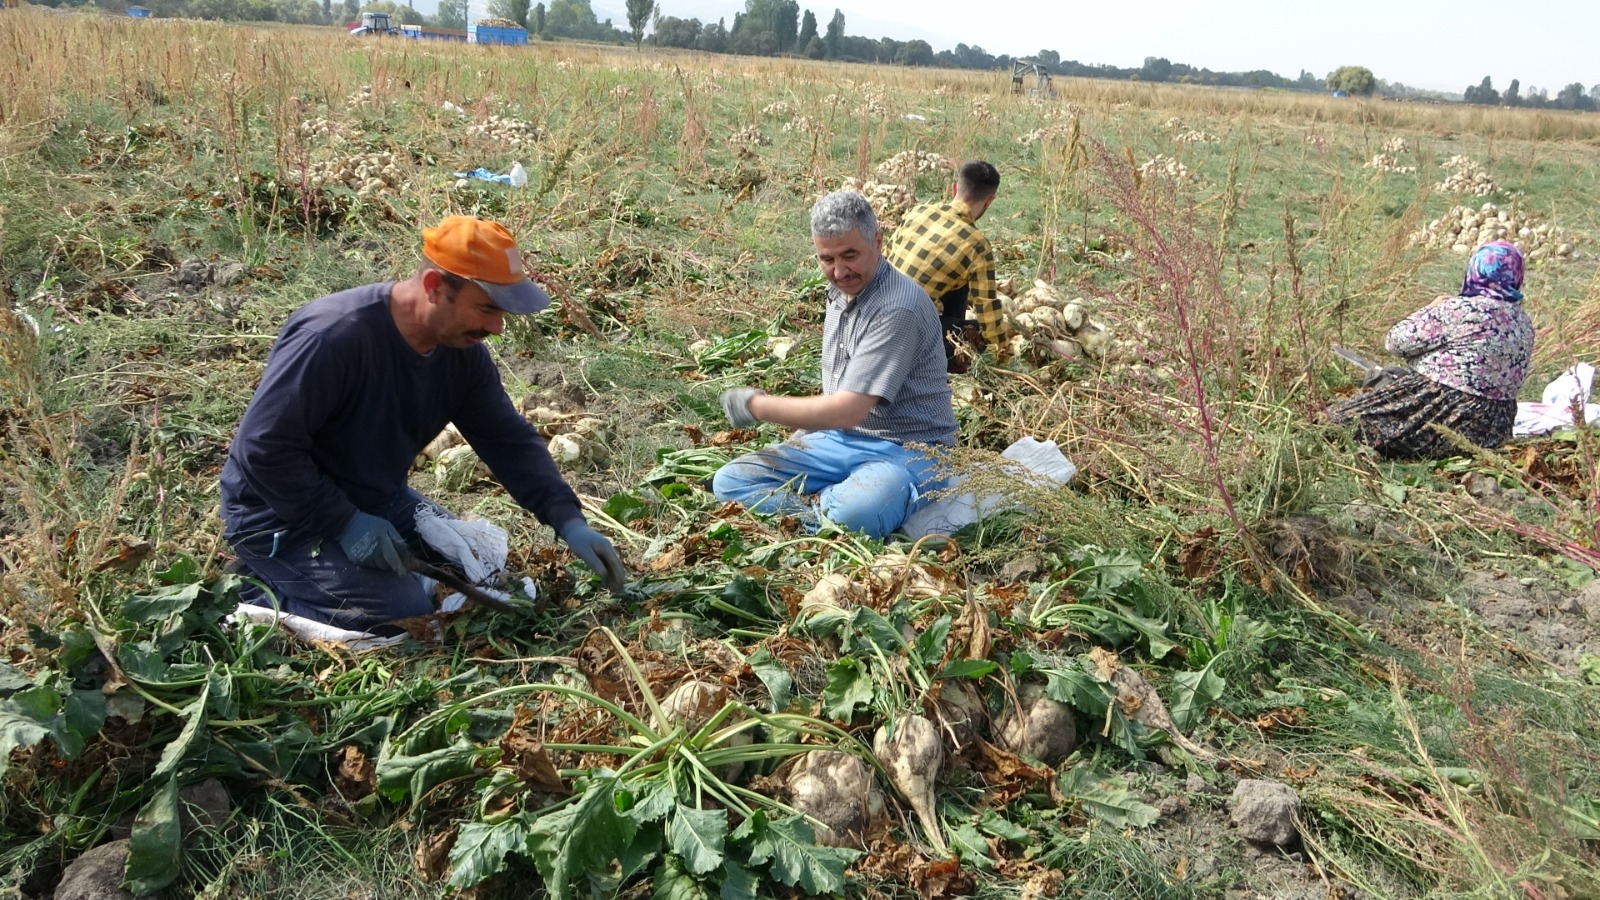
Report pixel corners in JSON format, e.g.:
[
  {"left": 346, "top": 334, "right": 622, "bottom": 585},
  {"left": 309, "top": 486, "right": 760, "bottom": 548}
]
[{"left": 1331, "top": 241, "right": 1534, "bottom": 459}]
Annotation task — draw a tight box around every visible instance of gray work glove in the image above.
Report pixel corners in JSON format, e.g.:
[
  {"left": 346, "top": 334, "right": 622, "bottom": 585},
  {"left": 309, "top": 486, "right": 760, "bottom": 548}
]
[
  {"left": 720, "top": 387, "right": 763, "bottom": 428},
  {"left": 338, "top": 511, "right": 409, "bottom": 575},
  {"left": 558, "top": 520, "right": 628, "bottom": 594}
]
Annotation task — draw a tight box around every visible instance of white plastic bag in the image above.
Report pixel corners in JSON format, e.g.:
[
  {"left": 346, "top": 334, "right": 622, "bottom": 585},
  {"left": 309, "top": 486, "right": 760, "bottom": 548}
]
[
  {"left": 901, "top": 437, "right": 1076, "bottom": 539},
  {"left": 414, "top": 505, "right": 508, "bottom": 584},
  {"left": 1514, "top": 363, "right": 1600, "bottom": 437}
]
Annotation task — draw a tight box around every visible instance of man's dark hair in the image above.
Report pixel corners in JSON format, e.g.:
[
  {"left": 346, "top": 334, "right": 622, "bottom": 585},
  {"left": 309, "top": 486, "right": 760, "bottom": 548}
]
[
  {"left": 957, "top": 160, "right": 1000, "bottom": 200},
  {"left": 422, "top": 261, "right": 470, "bottom": 299}
]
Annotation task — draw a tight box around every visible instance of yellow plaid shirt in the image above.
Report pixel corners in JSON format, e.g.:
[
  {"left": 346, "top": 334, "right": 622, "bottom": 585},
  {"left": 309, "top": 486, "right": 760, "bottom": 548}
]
[{"left": 884, "top": 198, "right": 1004, "bottom": 346}]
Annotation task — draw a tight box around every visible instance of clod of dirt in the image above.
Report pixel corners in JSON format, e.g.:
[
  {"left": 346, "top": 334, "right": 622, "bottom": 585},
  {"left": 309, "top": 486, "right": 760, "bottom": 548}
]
[
  {"left": 178, "top": 778, "right": 232, "bottom": 834},
  {"left": 1230, "top": 779, "right": 1301, "bottom": 846},
  {"left": 213, "top": 262, "right": 249, "bottom": 287},
  {"left": 1259, "top": 515, "right": 1351, "bottom": 587},
  {"left": 785, "top": 750, "right": 884, "bottom": 848},
  {"left": 874, "top": 715, "right": 948, "bottom": 854},
  {"left": 1461, "top": 471, "right": 1530, "bottom": 511},
  {"left": 994, "top": 683, "right": 1076, "bottom": 766},
  {"left": 54, "top": 840, "right": 135, "bottom": 900},
  {"left": 1455, "top": 569, "right": 1600, "bottom": 667},
  {"left": 176, "top": 258, "right": 214, "bottom": 290}
]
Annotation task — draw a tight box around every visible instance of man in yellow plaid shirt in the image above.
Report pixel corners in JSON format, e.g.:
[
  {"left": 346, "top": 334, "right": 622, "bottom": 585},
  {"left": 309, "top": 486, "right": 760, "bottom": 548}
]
[{"left": 885, "top": 160, "right": 1003, "bottom": 373}]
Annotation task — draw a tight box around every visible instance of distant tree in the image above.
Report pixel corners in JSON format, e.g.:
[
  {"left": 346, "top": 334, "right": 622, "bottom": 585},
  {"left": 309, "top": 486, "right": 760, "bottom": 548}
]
[
  {"left": 1296, "top": 69, "right": 1322, "bottom": 91},
  {"left": 650, "top": 14, "right": 700, "bottom": 47},
  {"left": 954, "top": 42, "right": 994, "bottom": 69},
  {"left": 1557, "top": 82, "right": 1594, "bottom": 111},
  {"left": 823, "top": 8, "right": 842, "bottom": 58},
  {"left": 532, "top": 1, "right": 544, "bottom": 32},
  {"left": 359, "top": 0, "right": 422, "bottom": 23},
  {"left": 1140, "top": 56, "right": 1172, "bottom": 82},
  {"left": 1325, "top": 65, "right": 1376, "bottom": 95},
  {"left": 624, "top": 0, "right": 653, "bottom": 48},
  {"left": 322, "top": 0, "right": 332, "bottom": 21},
  {"left": 795, "top": 7, "right": 816, "bottom": 53},
  {"left": 802, "top": 34, "right": 823, "bottom": 58},
  {"left": 487, "top": 0, "right": 530, "bottom": 27},
  {"left": 343, "top": 0, "right": 360, "bottom": 19},
  {"left": 1591, "top": 83, "right": 1600, "bottom": 101},
  {"left": 432, "top": 0, "right": 463, "bottom": 27},
  {"left": 276, "top": 0, "right": 326, "bottom": 23},
  {"left": 1034, "top": 48, "right": 1059, "bottom": 69},
  {"left": 696, "top": 18, "right": 728, "bottom": 52},
  {"left": 545, "top": 0, "right": 609, "bottom": 39},
  {"left": 771, "top": 0, "right": 798, "bottom": 53},
  {"left": 730, "top": 26, "right": 778, "bottom": 55},
  {"left": 895, "top": 38, "right": 932, "bottom": 66},
  {"left": 1464, "top": 76, "right": 1499, "bottom": 105}
]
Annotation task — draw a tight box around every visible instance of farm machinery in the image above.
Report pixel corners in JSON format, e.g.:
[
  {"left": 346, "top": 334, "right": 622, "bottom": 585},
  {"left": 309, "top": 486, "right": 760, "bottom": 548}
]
[{"left": 1011, "top": 60, "right": 1055, "bottom": 99}]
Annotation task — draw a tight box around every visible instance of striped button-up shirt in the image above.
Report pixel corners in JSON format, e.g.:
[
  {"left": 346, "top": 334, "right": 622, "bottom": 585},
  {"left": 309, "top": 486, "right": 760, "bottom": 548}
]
[
  {"left": 884, "top": 198, "right": 1004, "bottom": 346},
  {"left": 822, "top": 260, "right": 957, "bottom": 447}
]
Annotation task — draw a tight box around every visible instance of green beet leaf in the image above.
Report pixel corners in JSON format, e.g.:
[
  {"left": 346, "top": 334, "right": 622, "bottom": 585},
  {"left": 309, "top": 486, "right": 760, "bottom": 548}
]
[
  {"left": 651, "top": 854, "right": 712, "bottom": 900},
  {"left": 1169, "top": 658, "right": 1226, "bottom": 732},
  {"left": 1056, "top": 768, "right": 1159, "bottom": 829},
  {"left": 756, "top": 816, "right": 858, "bottom": 894},
  {"left": 718, "top": 858, "right": 761, "bottom": 900},
  {"left": 124, "top": 776, "right": 181, "bottom": 895},
  {"left": 821, "top": 659, "right": 873, "bottom": 721},
  {"left": 668, "top": 804, "right": 728, "bottom": 875},
  {"left": 527, "top": 779, "right": 640, "bottom": 900},
  {"left": 447, "top": 816, "right": 534, "bottom": 889},
  {"left": 0, "top": 687, "right": 56, "bottom": 777},
  {"left": 746, "top": 647, "right": 793, "bottom": 712}
]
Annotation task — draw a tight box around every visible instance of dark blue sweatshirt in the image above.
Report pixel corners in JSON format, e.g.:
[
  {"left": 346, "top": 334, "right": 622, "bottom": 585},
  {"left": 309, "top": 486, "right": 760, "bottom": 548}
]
[{"left": 219, "top": 283, "right": 582, "bottom": 541}]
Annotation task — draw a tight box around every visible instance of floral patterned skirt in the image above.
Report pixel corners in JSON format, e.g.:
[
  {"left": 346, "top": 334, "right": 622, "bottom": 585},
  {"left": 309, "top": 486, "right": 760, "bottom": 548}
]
[{"left": 1328, "top": 373, "right": 1516, "bottom": 460}]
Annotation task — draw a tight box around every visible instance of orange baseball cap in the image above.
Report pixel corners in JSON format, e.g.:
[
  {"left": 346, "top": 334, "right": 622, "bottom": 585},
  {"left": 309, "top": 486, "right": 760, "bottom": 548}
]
[{"left": 421, "top": 216, "right": 551, "bottom": 314}]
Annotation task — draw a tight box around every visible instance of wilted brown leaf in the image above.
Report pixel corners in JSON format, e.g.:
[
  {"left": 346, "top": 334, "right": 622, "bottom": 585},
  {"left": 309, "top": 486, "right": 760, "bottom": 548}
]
[
  {"left": 1017, "top": 866, "right": 1065, "bottom": 900},
  {"left": 971, "top": 739, "right": 1052, "bottom": 806},
  {"left": 1253, "top": 707, "right": 1306, "bottom": 730},
  {"left": 908, "top": 856, "right": 974, "bottom": 898},
  {"left": 333, "top": 745, "right": 375, "bottom": 799},
  {"left": 648, "top": 540, "right": 688, "bottom": 573},
  {"left": 500, "top": 732, "right": 569, "bottom": 795},
  {"left": 93, "top": 536, "right": 153, "bottom": 573},
  {"left": 414, "top": 824, "right": 457, "bottom": 883},
  {"left": 1176, "top": 527, "right": 1219, "bottom": 581}
]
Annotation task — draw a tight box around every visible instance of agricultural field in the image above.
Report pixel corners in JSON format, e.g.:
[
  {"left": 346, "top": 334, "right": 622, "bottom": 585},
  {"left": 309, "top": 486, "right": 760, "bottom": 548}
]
[{"left": 6, "top": 9, "right": 1600, "bottom": 899}]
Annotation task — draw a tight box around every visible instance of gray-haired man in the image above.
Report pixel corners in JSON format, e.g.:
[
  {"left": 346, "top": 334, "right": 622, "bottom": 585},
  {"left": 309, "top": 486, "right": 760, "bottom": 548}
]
[{"left": 711, "top": 192, "right": 957, "bottom": 539}]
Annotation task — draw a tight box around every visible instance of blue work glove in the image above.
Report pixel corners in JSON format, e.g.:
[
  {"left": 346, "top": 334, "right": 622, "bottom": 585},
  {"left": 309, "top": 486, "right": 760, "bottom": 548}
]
[
  {"left": 720, "top": 387, "right": 763, "bottom": 428},
  {"left": 558, "top": 520, "right": 628, "bottom": 594},
  {"left": 338, "top": 511, "right": 409, "bottom": 575}
]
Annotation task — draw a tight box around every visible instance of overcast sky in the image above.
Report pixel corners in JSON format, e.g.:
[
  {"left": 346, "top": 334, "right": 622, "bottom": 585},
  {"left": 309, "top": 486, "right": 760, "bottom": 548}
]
[{"left": 448, "top": 0, "right": 1598, "bottom": 94}]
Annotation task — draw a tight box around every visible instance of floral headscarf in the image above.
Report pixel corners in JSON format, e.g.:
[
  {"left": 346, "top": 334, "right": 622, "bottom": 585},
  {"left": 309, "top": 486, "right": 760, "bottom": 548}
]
[{"left": 1461, "top": 240, "right": 1524, "bottom": 302}]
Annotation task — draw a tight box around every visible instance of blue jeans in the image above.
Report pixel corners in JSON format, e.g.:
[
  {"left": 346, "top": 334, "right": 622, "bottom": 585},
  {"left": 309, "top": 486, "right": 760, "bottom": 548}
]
[
  {"left": 711, "top": 430, "right": 948, "bottom": 540},
  {"left": 227, "top": 489, "right": 448, "bottom": 633}
]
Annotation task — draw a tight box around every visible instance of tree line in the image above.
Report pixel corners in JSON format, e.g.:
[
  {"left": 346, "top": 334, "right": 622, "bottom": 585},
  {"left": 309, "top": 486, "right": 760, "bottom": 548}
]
[
  {"left": 1463, "top": 76, "right": 1600, "bottom": 112},
  {"left": 34, "top": 0, "right": 1598, "bottom": 109}
]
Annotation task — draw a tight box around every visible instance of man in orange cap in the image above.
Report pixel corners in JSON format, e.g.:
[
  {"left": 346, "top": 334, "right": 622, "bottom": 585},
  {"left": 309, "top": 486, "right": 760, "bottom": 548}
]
[{"left": 220, "top": 216, "right": 627, "bottom": 632}]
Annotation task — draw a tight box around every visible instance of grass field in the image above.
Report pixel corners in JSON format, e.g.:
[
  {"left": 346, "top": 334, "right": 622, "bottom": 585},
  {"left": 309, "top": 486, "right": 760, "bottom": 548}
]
[{"left": 4, "top": 10, "right": 1600, "bottom": 899}]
